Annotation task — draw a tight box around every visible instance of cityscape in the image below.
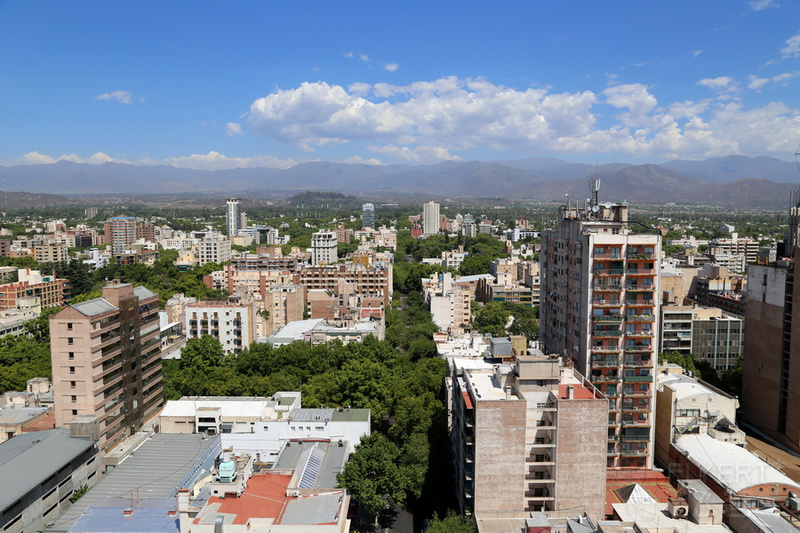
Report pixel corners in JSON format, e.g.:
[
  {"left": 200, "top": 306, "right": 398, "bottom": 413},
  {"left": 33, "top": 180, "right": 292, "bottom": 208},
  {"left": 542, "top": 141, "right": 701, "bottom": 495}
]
[{"left": 2, "top": 2, "right": 800, "bottom": 533}]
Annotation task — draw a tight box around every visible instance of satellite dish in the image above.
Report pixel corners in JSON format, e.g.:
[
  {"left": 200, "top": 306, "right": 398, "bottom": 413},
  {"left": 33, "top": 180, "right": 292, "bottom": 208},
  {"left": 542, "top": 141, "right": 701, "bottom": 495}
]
[
  {"left": 592, "top": 205, "right": 600, "bottom": 213},
  {"left": 604, "top": 202, "right": 612, "bottom": 209}
]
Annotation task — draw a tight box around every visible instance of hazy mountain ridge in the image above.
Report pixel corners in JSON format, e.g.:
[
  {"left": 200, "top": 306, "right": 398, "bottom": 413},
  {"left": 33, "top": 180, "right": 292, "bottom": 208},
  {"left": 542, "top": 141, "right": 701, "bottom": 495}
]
[{"left": 1, "top": 155, "right": 798, "bottom": 207}]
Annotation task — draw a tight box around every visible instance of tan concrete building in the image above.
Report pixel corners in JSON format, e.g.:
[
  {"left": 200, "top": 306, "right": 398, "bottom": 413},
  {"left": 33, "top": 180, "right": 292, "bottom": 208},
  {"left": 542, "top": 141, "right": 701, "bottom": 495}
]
[
  {"left": 540, "top": 201, "right": 661, "bottom": 469},
  {"left": 185, "top": 299, "right": 257, "bottom": 354},
  {"left": 450, "top": 354, "right": 607, "bottom": 520},
  {"left": 740, "top": 254, "right": 800, "bottom": 453},
  {"left": 50, "top": 281, "right": 163, "bottom": 452},
  {"left": 0, "top": 268, "right": 69, "bottom": 310},
  {"left": 33, "top": 242, "right": 69, "bottom": 264}
]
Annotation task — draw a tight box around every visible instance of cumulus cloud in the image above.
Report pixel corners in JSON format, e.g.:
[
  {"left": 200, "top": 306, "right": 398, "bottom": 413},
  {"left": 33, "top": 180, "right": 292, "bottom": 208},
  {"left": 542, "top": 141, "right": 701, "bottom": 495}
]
[
  {"left": 226, "top": 122, "right": 243, "bottom": 136},
  {"left": 241, "top": 75, "right": 800, "bottom": 161},
  {"left": 747, "top": 72, "right": 797, "bottom": 90},
  {"left": 384, "top": 63, "right": 399, "bottom": 72},
  {"left": 94, "top": 90, "right": 134, "bottom": 104},
  {"left": 691, "top": 50, "right": 703, "bottom": 57},
  {"left": 360, "top": 54, "right": 369, "bottom": 62},
  {"left": 750, "top": 0, "right": 779, "bottom": 10}
]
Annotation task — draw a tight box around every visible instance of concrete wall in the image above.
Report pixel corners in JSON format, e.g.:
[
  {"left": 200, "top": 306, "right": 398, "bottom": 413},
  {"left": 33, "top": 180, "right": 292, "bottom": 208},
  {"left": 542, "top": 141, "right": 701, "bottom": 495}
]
[
  {"left": 553, "top": 397, "right": 607, "bottom": 521},
  {"left": 473, "top": 399, "right": 527, "bottom": 513}
]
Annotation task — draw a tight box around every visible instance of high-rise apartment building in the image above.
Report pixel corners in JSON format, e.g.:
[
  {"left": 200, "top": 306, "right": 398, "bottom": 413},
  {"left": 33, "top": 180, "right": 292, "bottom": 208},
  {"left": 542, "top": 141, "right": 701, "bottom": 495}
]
[
  {"left": 540, "top": 202, "right": 661, "bottom": 469},
  {"left": 50, "top": 281, "right": 163, "bottom": 452},
  {"left": 450, "top": 354, "right": 607, "bottom": 519},
  {"left": 226, "top": 198, "right": 242, "bottom": 238},
  {"left": 422, "top": 201, "right": 440, "bottom": 236},
  {"left": 361, "top": 203, "right": 375, "bottom": 229},
  {"left": 197, "top": 236, "right": 232, "bottom": 266},
  {"left": 311, "top": 231, "right": 338, "bottom": 266},
  {"left": 104, "top": 216, "right": 137, "bottom": 254}
]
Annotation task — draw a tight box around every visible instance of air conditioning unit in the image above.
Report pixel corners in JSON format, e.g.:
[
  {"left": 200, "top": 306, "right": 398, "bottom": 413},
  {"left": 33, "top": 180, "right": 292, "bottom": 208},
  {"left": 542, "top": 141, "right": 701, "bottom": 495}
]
[
  {"left": 788, "top": 497, "right": 800, "bottom": 511},
  {"left": 291, "top": 490, "right": 301, "bottom": 498},
  {"left": 668, "top": 498, "right": 689, "bottom": 519}
]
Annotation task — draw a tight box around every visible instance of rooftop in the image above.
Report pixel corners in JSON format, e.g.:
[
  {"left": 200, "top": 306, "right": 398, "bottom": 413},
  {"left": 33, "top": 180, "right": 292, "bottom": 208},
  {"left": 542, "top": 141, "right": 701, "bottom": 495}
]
[
  {"left": 0, "top": 428, "right": 96, "bottom": 513},
  {"left": 69, "top": 498, "right": 178, "bottom": 533},
  {"left": 676, "top": 434, "right": 800, "bottom": 493},
  {"left": 612, "top": 502, "right": 729, "bottom": 532},
  {"left": 0, "top": 406, "right": 49, "bottom": 426},
  {"left": 194, "top": 473, "right": 291, "bottom": 526},
  {"left": 161, "top": 396, "right": 278, "bottom": 419},
  {"left": 273, "top": 440, "right": 348, "bottom": 490},
  {"left": 53, "top": 433, "right": 216, "bottom": 532}
]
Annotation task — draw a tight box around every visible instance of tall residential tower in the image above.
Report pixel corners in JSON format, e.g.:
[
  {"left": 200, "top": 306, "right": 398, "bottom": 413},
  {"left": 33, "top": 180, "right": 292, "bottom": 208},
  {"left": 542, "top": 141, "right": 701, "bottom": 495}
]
[
  {"left": 226, "top": 198, "right": 242, "bottom": 238},
  {"left": 422, "top": 201, "right": 440, "bottom": 236},
  {"left": 540, "top": 201, "right": 661, "bottom": 469}
]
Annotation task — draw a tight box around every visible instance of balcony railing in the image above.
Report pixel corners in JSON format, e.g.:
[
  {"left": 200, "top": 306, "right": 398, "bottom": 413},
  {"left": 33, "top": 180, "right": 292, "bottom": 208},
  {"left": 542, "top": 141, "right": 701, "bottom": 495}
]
[
  {"left": 623, "top": 375, "right": 653, "bottom": 382},
  {"left": 593, "top": 315, "right": 623, "bottom": 323}
]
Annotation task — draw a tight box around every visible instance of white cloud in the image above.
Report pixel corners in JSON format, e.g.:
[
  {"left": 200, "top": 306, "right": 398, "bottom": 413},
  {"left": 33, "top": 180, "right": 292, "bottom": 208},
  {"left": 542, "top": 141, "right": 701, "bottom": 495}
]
[
  {"left": 697, "top": 77, "right": 734, "bottom": 89},
  {"left": 749, "top": 0, "right": 779, "bottom": 10},
  {"left": 1, "top": 151, "right": 297, "bottom": 171},
  {"left": 360, "top": 54, "right": 369, "bottom": 62},
  {"left": 691, "top": 50, "right": 703, "bottom": 57},
  {"left": 339, "top": 155, "right": 384, "bottom": 165},
  {"left": 779, "top": 30, "right": 800, "bottom": 59},
  {"left": 94, "top": 90, "right": 134, "bottom": 104},
  {"left": 384, "top": 63, "right": 399, "bottom": 72},
  {"left": 226, "top": 122, "right": 243, "bottom": 137},
  {"left": 242, "top": 75, "right": 800, "bottom": 161},
  {"left": 343, "top": 51, "right": 353, "bottom": 58},
  {"left": 369, "top": 145, "right": 462, "bottom": 164},
  {"left": 747, "top": 75, "right": 770, "bottom": 90}
]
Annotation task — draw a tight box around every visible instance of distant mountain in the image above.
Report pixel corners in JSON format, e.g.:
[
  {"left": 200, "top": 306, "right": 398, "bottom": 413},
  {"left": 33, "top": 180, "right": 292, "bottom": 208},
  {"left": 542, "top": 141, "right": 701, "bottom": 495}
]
[
  {"left": 0, "top": 190, "right": 73, "bottom": 208},
  {"left": 662, "top": 155, "right": 798, "bottom": 184},
  {"left": 0, "top": 155, "right": 798, "bottom": 207}
]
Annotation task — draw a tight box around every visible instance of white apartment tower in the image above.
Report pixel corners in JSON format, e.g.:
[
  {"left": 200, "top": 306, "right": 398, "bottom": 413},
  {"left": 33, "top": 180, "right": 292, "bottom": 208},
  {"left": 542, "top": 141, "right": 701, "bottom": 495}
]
[
  {"left": 422, "top": 201, "right": 440, "bottom": 236},
  {"left": 540, "top": 201, "right": 661, "bottom": 470},
  {"left": 311, "top": 231, "right": 338, "bottom": 266},
  {"left": 226, "top": 198, "right": 242, "bottom": 238}
]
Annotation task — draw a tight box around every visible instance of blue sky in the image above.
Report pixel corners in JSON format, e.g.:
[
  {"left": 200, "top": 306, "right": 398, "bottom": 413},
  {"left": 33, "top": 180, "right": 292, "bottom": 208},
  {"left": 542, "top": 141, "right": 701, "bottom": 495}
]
[{"left": 2, "top": 0, "right": 800, "bottom": 169}]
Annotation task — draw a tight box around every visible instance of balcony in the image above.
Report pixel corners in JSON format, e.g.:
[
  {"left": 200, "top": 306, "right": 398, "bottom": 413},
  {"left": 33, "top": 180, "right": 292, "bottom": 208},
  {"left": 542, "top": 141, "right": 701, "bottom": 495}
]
[
  {"left": 591, "top": 346, "right": 620, "bottom": 354},
  {"left": 626, "top": 315, "right": 655, "bottom": 323},
  {"left": 593, "top": 299, "right": 622, "bottom": 307},
  {"left": 593, "top": 315, "right": 623, "bottom": 323},
  {"left": 594, "top": 284, "right": 623, "bottom": 291},
  {"left": 620, "top": 433, "right": 650, "bottom": 442},
  {"left": 627, "top": 253, "right": 657, "bottom": 260},
  {"left": 592, "top": 329, "right": 622, "bottom": 338},
  {"left": 622, "top": 419, "right": 652, "bottom": 427},
  {"left": 592, "top": 374, "right": 621, "bottom": 383},
  {"left": 527, "top": 454, "right": 554, "bottom": 464},
  {"left": 623, "top": 358, "right": 652, "bottom": 367},
  {"left": 595, "top": 268, "right": 625, "bottom": 276},
  {"left": 624, "top": 345, "right": 653, "bottom": 353},
  {"left": 626, "top": 330, "right": 653, "bottom": 338},
  {"left": 622, "top": 389, "right": 651, "bottom": 398},
  {"left": 592, "top": 357, "right": 620, "bottom": 367},
  {"left": 626, "top": 299, "right": 654, "bottom": 307},
  {"left": 623, "top": 375, "right": 653, "bottom": 382}
]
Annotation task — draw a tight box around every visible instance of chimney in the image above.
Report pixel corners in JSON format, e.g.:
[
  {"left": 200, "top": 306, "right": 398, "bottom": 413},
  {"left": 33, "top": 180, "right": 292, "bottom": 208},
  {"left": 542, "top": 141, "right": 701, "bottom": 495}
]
[
  {"left": 504, "top": 386, "right": 512, "bottom": 400},
  {"left": 567, "top": 386, "right": 574, "bottom": 399}
]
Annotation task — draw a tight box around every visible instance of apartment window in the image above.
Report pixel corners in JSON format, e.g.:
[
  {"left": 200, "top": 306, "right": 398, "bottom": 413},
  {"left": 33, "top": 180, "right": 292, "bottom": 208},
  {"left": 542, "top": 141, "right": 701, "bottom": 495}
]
[
  {"left": 71, "top": 395, "right": 77, "bottom": 403},
  {"left": 67, "top": 338, "right": 74, "bottom": 345},
  {"left": 67, "top": 322, "right": 74, "bottom": 331},
  {"left": 69, "top": 366, "right": 75, "bottom": 374},
  {"left": 72, "top": 409, "right": 78, "bottom": 416},
  {"left": 68, "top": 352, "right": 75, "bottom": 360},
  {"left": 70, "top": 381, "right": 76, "bottom": 389}
]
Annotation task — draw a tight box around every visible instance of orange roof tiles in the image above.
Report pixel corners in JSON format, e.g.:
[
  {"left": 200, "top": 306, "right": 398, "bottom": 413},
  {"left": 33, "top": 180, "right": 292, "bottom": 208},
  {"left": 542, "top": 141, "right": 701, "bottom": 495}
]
[{"left": 197, "top": 473, "right": 292, "bottom": 525}]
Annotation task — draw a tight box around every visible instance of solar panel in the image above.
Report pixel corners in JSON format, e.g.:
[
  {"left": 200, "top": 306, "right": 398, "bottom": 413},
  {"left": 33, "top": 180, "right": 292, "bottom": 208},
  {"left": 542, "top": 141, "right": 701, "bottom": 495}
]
[{"left": 298, "top": 446, "right": 325, "bottom": 489}]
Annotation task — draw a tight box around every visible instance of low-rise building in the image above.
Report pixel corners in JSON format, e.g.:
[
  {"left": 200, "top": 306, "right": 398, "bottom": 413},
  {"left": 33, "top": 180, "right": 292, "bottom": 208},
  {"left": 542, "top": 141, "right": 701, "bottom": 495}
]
[{"left": 185, "top": 299, "right": 257, "bottom": 354}]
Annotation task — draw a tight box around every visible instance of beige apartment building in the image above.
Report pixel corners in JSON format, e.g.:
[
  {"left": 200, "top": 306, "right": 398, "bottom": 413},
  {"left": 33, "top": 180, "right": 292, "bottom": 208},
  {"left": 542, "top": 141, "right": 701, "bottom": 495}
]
[
  {"left": 33, "top": 242, "right": 69, "bottom": 264},
  {"left": 540, "top": 201, "right": 661, "bottom": 470},
  {"left": 450, "top": 354, "right": 607, "bottom": 520},
  {"left": 50, "top": 281, "right": 163, "bottom": 452}
]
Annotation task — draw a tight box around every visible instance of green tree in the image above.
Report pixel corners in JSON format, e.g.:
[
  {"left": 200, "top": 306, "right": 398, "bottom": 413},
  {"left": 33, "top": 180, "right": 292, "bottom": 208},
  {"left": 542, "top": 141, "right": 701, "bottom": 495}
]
[
  {"left": 426, "top": 511, "right": 477, "bottom": 533},
  {"left": 472, "top": 302, "right": 511, "bottom": 337},
  {"left": 337, "top": 433, "right": 410, "bottom": 522}
]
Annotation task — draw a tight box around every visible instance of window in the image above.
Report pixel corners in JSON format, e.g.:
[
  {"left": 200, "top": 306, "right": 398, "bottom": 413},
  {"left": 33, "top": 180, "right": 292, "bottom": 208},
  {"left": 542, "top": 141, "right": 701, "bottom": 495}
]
[
  {"left": 67, "top": 338, "right": 74, "bottom": 345},
  {"left": 72, "top": 409, "right": 78, "bottom": 416},
  {"left": 67, "top": 322, "right": 74, "bottom": 331},
  {"left": 71, "top": 395, "right": 77, "bottom": 403},
  {"left": 70, "top": 381, "right": 76, "bottom": 389},
  {"left": 69, "top": 366, "right": 75, "bottom": 374},
  {"left": 68, "top": 352, "right": 75, "bottom": 360}
]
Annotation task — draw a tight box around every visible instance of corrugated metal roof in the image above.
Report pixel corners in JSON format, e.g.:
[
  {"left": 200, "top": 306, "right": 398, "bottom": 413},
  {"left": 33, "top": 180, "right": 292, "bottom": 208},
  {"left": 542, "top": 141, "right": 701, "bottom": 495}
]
[
  {"left": 279, "top": 492, "right": 343, "bottom": 525},
  {"left": 133, "top": 286, "right": 157, "bottom": 301},
  {"left": 69, "top": 498, "right": 178, "bottom": 533},
  {"left": 72, "top": 298, "right": 118, "bottom": 317},
  {"left": 0, "top": 429, "right": 96, "bottom": 512},
  {"left": 51, "top": 433, "right": 215, "bottom": 532}
]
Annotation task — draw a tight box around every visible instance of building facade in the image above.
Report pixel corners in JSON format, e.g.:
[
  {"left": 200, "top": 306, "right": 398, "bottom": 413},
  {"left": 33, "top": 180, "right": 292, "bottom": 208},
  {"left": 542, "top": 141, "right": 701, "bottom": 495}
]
[
  {"left": 104, "top": 216, "right": 137, "bottom": 254},
  {"left": 450, "top": 355, "right": 607, "bottom": 520},
  {"left": 226, "top": 198, "right": 242, "bottom": 238},
  {"left": 0, "top": 268, "right": 70, "bottom": 310},
  {"left": 50, "top": 281, "right": 163, "bottom": 452},
  {"left": 361, "top": 203, "right": 375, "bottom": 229},
  {"left": 197, "top": 236, "right": 231, "bottom": 266},
  {"left": 422, "top": 201, "right": 440, "bottom": 236},
  {"left": 311, "top": 231, "right": 338, "bottom": 266},
  {"left": 185, "top": 300, "right": 257, "bottom": 354},
  {"left": 540, "top": 202, "right": 661, "bottom": 469}
]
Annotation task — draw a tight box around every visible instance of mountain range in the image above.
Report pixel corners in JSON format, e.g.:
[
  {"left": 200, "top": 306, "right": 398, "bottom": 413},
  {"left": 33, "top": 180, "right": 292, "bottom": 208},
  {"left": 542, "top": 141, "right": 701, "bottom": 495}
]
[{"left": 1, "top": 155, "right": 798, "bottom": 207}]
